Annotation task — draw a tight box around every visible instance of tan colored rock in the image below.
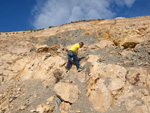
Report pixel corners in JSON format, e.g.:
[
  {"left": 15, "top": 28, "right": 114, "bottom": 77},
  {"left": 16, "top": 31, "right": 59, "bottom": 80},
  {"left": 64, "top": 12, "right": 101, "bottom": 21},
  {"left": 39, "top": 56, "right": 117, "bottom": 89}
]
[
  {"left": 135, "top": 89, "right": 150, "bottom": 99},
  {"left": 121, "top": 50, "right": 135, "bottom": 58},
  {"left": 1, "top": 54, "right": 19, "bottom": 63},
  {"left": 19, "top": 55, "right": 65, "bottom": 86},
  {"left": 131, "top": 105, "right": 149, "bottom": 113},
  {"left": 1, "top": 16, "right": 150, "bottom": 113},
  {"left": 19, "top": 105, "right": 26, "bottom": 110},
  {"left": 141, "top": 95, "right": 150, "bottom": 106},
  {"left": 76, "top": 110, "right": 81, "bottom": 113},
  {"left": 125, "top": 99, "right": 141, "bottom": 111},
  {"left": 113, "top": 36, "right": 143, "bottom": 49},
  {"left": 36, "top": 45, "right": 49, "bottom": 53},
  {"left": 88, "top": 40, "right": 114, "bottom": 49},
  {"left": 87, "top": 64, "right": 128, "bottom": 112},
  {"left": 48, "top": 44, "right": 61, "bottom": 55},
  {"left": 46, "top": 56, "right": 66, "bottom": 68},
  {"left": 60, "top": 102, "right": 71, "bottom": 113},
  {"left": 77, "top": 72, "right": 86, "bottom": 83},
  {"left": 110, "top": 49, "right": 121, "bottom": 55},
  {"left": 89, "top": 63, "right": 127, "bottom": 82},
  {"left": 146, "top": 74, "right": 150, "bottom": 87},
  {"left": 108, "top": 78, "right": 125, "bottom": 95},
  {"left": 88, "top": 62, "right": 107, "bottom": 80},
  {"left": 87, "top": 79, "right": 113, "bottom": 112},
  {"left": 36, "top": 104, "right": 54, "bottom": 113},
  {"left": 46, "top": 96, "right": 55, "bottom": 104},
  {"left": 54, "top": 82, "right": 79, "bottom": 103},
  {"left": 41, "top": 53, "right": 51, "bottom": 61},
  {"left": 87, "top": 55, "right": 99, "bottom": 63},
  {"left": 105, "top": 64, "right": 127, "bottom": 80},
  {"left": 127, "top": 68, "right": 148, "bottom": 86},
  {"left": 30, "top": 109, "right": 36, "bottom": 112},
  {"left": 122, "top": 42, "right": 138, "bottom": 49},
  {"left": 96, "top": 40, "right": 114, "bottom": 48}
]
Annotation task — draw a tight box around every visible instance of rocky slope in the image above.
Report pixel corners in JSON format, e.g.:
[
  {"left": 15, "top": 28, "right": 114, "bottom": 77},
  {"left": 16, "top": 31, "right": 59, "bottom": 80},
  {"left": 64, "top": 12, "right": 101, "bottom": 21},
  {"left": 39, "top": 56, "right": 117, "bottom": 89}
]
[{"left": 0, "top": 16, "right": 150, "bottom": 113}]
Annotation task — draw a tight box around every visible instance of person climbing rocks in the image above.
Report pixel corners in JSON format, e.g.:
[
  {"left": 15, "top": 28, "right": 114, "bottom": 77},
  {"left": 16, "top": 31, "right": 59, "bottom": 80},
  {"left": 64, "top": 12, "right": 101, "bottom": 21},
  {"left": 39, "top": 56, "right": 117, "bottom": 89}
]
[{"left": 66, "top": 42, "right": 84, "bottom": 72}]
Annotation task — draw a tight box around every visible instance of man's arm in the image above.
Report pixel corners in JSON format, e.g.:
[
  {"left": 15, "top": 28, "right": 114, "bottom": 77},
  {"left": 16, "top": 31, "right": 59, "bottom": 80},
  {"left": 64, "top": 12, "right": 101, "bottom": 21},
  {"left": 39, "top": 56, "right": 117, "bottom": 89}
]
[{"left": 75, "top": 48, "right": 78, "bottom": 58}]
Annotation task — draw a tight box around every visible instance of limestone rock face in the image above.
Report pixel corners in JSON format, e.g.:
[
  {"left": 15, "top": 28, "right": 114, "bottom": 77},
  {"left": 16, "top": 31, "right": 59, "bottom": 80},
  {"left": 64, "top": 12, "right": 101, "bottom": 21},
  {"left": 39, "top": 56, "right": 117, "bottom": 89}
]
[
  {"left": 87, "top": 79, "right": 113, "bottom": 112},
  {"left": 95, "top": 40, "right": 114, "bottom": 49},
  {"left": 54, "top": 82, "right": 79, "bottom": 103},
  {"left": 1, "top": 16, "right": 150, "bottom": 113},
  {"left": 87, "top": 60, "right": 127, "bottom": 112},
  {"left": 126, "top": 68, "right": 148, "bottom": 86}
]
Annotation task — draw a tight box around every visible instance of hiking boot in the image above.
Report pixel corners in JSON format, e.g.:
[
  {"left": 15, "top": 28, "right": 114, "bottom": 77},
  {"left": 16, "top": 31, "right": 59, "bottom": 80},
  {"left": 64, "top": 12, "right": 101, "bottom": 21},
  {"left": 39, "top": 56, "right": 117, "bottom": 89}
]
[
  {"left": 78, "top": 67, "right": 83, "bottom": 72},
  {"left": 66, "top": 69, "right": 69, "bottom": 72}
]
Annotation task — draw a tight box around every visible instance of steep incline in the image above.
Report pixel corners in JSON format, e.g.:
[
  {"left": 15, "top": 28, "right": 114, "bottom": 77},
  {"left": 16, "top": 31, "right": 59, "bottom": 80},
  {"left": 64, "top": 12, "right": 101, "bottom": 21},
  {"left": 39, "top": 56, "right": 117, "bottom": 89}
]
[{"left": 0, "top": 16, "right": 150, "bottom": 113}]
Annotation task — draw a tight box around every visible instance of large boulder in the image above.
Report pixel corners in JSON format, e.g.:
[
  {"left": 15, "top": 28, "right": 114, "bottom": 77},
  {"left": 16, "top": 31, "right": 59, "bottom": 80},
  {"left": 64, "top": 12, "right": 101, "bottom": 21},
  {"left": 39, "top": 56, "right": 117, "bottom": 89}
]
[
  {"left": 54, "top": 82, "right": 79, "bottom": 103},
  {"left": 87, "top": 63, "right": 128, "bottom": 112},
  {"left": 113, "top": 37, "right": 142, "bottom": 49},
  {"left": 87, "top": 79, "right": 113, "bottom": 112}
]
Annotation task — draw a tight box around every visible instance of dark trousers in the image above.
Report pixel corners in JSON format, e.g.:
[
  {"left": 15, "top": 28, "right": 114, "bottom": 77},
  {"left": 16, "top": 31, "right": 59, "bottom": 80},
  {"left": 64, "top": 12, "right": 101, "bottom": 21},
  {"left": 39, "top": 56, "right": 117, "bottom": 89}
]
[{"left": 66, "top": 51, "right": 79, "bottom": 69}]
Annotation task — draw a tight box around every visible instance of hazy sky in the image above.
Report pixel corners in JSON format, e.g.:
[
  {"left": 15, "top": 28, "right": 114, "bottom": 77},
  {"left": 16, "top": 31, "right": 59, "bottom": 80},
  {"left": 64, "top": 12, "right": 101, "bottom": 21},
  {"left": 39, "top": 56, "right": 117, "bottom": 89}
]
[{"left": 0, "top": 0, "right": 150, "bottom": 32}]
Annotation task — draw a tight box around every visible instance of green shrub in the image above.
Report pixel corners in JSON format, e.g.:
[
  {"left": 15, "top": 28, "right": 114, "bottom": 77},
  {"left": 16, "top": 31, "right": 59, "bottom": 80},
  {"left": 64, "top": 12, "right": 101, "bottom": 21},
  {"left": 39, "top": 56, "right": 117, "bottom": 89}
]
[{"left": 49, "top": 26, "right": 54, "bottom": 28}]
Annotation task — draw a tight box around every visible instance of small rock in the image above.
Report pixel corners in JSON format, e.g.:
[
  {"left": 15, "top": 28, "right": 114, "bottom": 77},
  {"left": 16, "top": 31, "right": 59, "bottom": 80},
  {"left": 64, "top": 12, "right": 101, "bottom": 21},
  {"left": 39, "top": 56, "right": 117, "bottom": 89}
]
[
  {"left": 36, "top": 45, "right": 49, "bottom": 53},
  {"left": 76, "top": 110, "right": 81, "bottom": 113},
  {"left": 65, "top": 80, "right": 73, "bottom": 83},
  {"left": 36, "top": 104, "right": 54, "bottom": 113},
  {"left": 122, "top": 42, "right": 138, "bottom": 49},
  {"left": 19, "top": 105, "right": 26, "bottom": 110},
  {"left": 30, "top": 109, "right": 36, "bottom": 112},
  {"left": 17, "top": 88, "right": 21, "bottom": 91},
  {"left": 46, "top": 96, "right": 55, "bottom": 104},
  {"left": 60, "top": 102, "right": 71, "bottom": 113}
]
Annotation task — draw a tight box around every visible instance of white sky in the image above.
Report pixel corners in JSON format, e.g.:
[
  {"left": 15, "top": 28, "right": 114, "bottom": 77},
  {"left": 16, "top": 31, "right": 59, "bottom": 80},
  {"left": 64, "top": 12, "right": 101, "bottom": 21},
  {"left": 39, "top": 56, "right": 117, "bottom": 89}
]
[{"left": 32, "top": 0, "right": 136, "bottom": 29}]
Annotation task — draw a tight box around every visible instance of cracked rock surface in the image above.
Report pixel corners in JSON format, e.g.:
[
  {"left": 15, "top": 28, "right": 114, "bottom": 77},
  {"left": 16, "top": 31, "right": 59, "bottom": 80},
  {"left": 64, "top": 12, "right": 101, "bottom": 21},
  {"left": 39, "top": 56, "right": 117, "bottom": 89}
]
[{"left": 0, "top": 16, "right": 150, "bottom": 113}]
